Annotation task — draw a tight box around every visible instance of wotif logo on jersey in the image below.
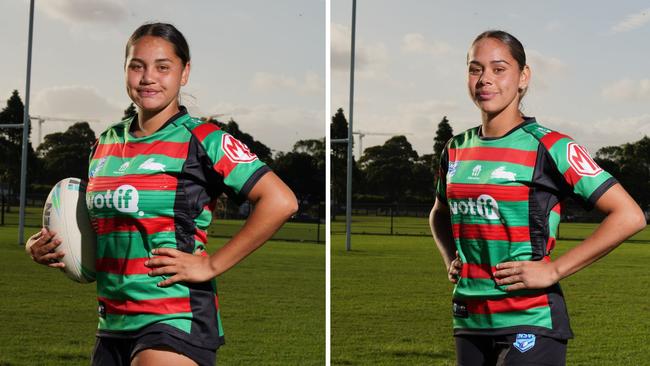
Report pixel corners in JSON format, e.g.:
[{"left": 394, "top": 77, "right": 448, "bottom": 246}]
[
  {"left": 87, "top": 184, "right": 141, "bottom": 214},
  {"left": 450, "top": 194, "right": 500, "bottom": 220}
]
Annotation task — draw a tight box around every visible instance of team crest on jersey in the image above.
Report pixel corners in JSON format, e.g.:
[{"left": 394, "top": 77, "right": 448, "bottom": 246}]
[
  {"left": 567, "top": 142, "right": 603, "bottom": 177},
  {"left": 222, "top": 134, "right": 258, "bottom": 163},
  {"left": 490, "top": 166, "right": 517, "bottom": 181},
  {"left": 139, "top": 158, "right": 166, "bottom": 172},
  {"left": 513, "top": 333, "right": 536, "bottom": 353}
]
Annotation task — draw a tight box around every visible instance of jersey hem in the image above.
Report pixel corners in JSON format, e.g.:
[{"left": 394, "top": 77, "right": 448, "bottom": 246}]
[{"left": 97, "top": 323, "right": 225, "bottom": 350}]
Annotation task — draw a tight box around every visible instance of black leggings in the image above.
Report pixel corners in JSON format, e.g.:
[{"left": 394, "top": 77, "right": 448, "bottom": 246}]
[{"left": 455, "top": 334, "right": 567, "bottom": 366}]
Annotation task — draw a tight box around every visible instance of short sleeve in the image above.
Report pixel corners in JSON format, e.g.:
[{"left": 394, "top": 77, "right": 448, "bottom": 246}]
[
  {"left": 191, "top": 123, "right": 270, "bottom": 200},
  {"left": 539, "top": 132, "right": 617, "bottom": 209},
  {"left": 435, "top": 145, "right": 449, "bottom": 206}
]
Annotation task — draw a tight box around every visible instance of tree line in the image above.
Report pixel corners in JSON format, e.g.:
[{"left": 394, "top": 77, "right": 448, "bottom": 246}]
[
  {"left": 0, "top": 90, "right": 324, "bottom": 206},
  {"left": 331, "top": 107, "right": 650, "bottom": 212}
]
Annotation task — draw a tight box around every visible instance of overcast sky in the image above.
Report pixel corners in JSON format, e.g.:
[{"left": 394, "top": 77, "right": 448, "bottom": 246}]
[
  {"left": 1, "top": 0, "right": 324, "bottom": 153},
  {"left": 332, "top": 1, "right": 650, "bottom": 156}
]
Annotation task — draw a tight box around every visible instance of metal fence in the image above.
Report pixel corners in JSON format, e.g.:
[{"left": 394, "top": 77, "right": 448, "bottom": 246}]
[
  {"left": 330, "top": 201, "right": 611, "bottom": 238},
  {"left": 2, "top": 193, "right": 324, "bottom": 244}
]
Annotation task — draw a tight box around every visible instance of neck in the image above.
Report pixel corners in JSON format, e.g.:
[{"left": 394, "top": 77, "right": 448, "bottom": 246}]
[
  {"left": 135, "top": 102, "right": 180, "bottom": 136},
  {"left": 480, "top": 105, "right": 524, "bottom": 138}
]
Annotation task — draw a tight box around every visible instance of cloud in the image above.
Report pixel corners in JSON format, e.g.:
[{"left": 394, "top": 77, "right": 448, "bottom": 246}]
[
  {"left": 251, "top": 71, "right": 323, "bottom": 95},
  {"left": 601, "top": 78, "right": 650, "bottom": 101},
  {"left": 330, "top": 23, "right": 389, "bottom": 79},
  {"left": 611, "top": 8, "right": 650, "bottom": 33},
  {"left": 32, "top": 85, "right": 123, "bottom": 121},
  {"left": 401, "top": 33, "right": 451, "bottom": 56},
  {"left": 526, "top": 49, "right": 566, "bottom": 90},
  {"left": 39, "top": 0, "right": 128, "bottom": 25},
  {"left": 207, "top": 102, "right": 323, "bottom": 153}
]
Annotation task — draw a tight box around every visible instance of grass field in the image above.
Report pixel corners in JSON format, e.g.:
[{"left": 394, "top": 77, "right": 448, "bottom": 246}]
[
  {"left": 332, "top": 224, "right": 650, "bottom": 366},
  {"left": 0, "top": 211, "right": 325, "bottom": 366}
]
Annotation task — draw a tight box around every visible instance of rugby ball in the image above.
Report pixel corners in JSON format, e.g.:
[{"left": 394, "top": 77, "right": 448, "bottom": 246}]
[{"left": 43, "top": 178, "right": 96, "bottom": 283}]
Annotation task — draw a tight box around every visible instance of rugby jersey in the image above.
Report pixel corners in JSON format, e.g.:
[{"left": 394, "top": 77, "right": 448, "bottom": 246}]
[
  {"left": 86, "top": 107, "right": 269, "bottom": 349},
  {"left": 436, "top": 117, "right": 617, "bottom": 339}
]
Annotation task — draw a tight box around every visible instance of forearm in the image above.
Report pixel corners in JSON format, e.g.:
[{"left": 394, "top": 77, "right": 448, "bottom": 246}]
[
  {"left": 430, "top": 202, "right": 456, "bottom": 269},
  {"left": 553, "top": 203, "right": 646, "bottom": 281},
  {"left": 209, "top": 193, "right": 297, "bottom": 276}
]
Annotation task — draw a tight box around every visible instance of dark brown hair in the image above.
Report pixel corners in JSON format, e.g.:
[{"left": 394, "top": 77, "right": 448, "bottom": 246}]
[{"left": 125, "top": 22, "right": 190, "bottom": 66}]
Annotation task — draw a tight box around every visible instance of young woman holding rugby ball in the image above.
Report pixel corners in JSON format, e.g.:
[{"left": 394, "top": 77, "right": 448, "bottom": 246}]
[{"left": 28, "top": 22, "right": 297, "bottom": 366}]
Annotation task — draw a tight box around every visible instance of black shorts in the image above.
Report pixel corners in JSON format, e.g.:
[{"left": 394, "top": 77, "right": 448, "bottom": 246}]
[
  {"left": 455, "top": 334, "right": 567, "bottom": 366},
  {"left": 91, "top": 332, "right": 217, "bottom": 366}
]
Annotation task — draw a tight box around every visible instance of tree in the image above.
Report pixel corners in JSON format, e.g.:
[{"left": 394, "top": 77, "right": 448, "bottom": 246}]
[
  {"left": 410, "top": 153, "right": 436, "bottom": 200},
  {"left": 595, "top": 136, "right": 650, "bottom": 210},
  {"left": 433, "top": 116, "right": 453, "bottom": 173},
  {"left": 0, "top": 90, "right": 38, "bottom": 196},
  {"left": 359, "top": 135, "right": 418, "bottom": 201},
  {"left": 36, "top": 122, "right": 97, "bottom": 185},
  {"left": 207, "top": 117, "right": 273, "bottom": 164},
  {"left": 123, "top": 103, "right": 137, "bottom": 120},
  {"left": 330, "top": 108, "right": 350, "bottom": 205}
]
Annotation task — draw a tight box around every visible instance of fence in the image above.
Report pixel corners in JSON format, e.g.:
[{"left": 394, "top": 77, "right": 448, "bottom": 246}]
[
  {"left": 2, "top": 193, "right": 324, "bottom": 244},
  {"left": 330, "top": 201, "right": 612, "bottom": 238}
]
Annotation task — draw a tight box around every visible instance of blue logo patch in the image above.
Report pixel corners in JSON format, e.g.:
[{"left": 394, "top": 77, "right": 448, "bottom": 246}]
[
  {"left": 89, "top": 157, "right": 107, "bottom": 177},
  {"left": 513, "top": 333, "right": 536, "bottom": 353},
  {"left": 448, "top": 161, "right": 459, "bottom": 178}
]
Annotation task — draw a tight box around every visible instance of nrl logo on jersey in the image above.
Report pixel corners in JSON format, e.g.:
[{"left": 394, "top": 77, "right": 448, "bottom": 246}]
[
  {"left": 447, "top": 161, "right": 459, "bottom": 178},
  {"left": 89, "top": 157, "right": 107, "bottom": 177},
  {"left": 449, "top": 194, "right": 500, "bottom": 220}
]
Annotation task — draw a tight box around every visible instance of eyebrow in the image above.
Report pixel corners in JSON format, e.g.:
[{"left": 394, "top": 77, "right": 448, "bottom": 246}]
[
  {"left": 129, "top": 57, "right": 173, "bottom": 63},
  {"left": 469, "top": 60, "right": 512, "bottom": 66}
]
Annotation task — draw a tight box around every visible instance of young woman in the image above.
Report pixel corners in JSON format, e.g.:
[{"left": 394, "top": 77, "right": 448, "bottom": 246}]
[
  {"left": 27, "top": 23, "right": 297, "bottom": 366},
  {"left": 429, "top": 30, "right": 646, "bottom": 365}
]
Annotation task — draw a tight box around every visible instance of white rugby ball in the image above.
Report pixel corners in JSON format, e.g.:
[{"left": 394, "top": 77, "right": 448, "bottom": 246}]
[{"left": 43, "top": 178, "right": 96, "bottom": 283}]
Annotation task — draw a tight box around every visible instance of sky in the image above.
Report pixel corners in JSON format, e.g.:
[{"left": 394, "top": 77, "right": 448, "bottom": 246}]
[
  {"left": 331, "top": 0, "right": 650, "bottom": 157},
  {"left": 0, "top": 0, "right": 325, "bottom": 153}
]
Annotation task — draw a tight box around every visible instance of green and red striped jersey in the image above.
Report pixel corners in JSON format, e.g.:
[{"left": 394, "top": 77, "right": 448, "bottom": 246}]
[
  {"left": 86, "top": 107, "right": 269, "bottom": 349},
  {"left": 436, "top": 118, "right": 616, "bottom": 339}
]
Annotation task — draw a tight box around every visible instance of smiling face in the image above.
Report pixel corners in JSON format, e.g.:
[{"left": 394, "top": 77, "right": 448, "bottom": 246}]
[
  {"left": 467, "top": 37, "right": 529, "bottom": 120},
  {"left": 125, "top": 35, "right": 190, "bottom": 116}
]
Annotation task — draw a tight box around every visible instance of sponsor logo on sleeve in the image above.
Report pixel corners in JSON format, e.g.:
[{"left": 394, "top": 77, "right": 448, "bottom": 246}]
[
  {"left": 221, "top": 134, "right": 258, "bottom": 163},
  {"left": 567, "top": 142, "right": 603, "bottom": 177},
  {"left": 513, "top": 333, "right": 536, "bottom": 353}
]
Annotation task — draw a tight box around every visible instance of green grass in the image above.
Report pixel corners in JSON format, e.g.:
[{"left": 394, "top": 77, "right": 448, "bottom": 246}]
[
  {"left": 332, "top": 224, "right": 650, "bottom": 366},
  {"left": 0, "top": 221, "right": 324, "bottom": 365}
]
